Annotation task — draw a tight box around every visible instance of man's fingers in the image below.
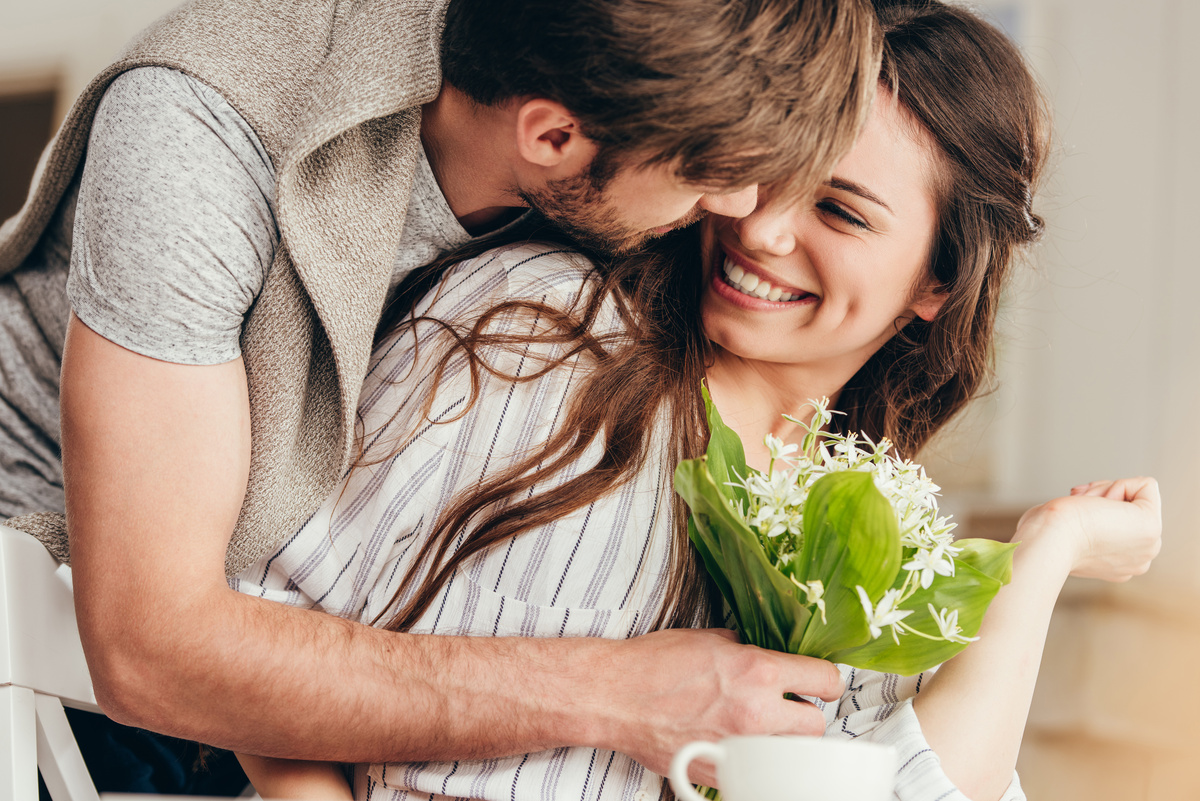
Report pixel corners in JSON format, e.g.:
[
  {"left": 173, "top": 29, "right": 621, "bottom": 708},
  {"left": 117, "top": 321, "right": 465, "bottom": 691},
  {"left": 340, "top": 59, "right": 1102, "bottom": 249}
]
[
  {"left": 779, "top": 696, "right": 829, "bottom": 736},
  {"left": 686, "top": 762, "right": 718, "bottom": 787},
  {"left": 779, "top": 654, "right": 844, "bottom": 703}
]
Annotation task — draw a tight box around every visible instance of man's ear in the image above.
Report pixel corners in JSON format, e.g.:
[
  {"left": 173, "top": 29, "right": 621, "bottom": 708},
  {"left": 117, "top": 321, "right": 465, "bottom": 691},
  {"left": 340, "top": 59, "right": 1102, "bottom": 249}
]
[
  {"left": 513, "top": 98, "right": 595, "bottom": 173},
  {"left": 911, "top": 289, "right": 949, "bottom": 322}
]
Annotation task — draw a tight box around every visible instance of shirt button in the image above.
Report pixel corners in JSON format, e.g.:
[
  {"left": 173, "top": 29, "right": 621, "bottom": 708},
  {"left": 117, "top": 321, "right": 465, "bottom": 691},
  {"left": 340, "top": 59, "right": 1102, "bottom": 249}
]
[{"left": 634, "top": 791, "right": 654, "bottom": 801}]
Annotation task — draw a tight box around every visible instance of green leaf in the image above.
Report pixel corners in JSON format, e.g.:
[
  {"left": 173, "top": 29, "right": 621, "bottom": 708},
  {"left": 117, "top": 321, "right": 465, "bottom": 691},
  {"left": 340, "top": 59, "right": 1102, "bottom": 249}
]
[
  {"left": 792, "top": 472, "right": 902, "bottom": 657},
  {"left": 794, "top": 472, "right": 902, "bottom": 595},
  {"left": 701, "top": 383, "right": 749, "bottom": 508},
  {"left": 828, "top": 552, "right": 1012, "bottom": 675},
  {"left": 795, "top": 547, "right": 874, "bottom": 657},
  {"left": 688, "top": 516, "right": 734, "bottom": 609},
  {"left": 676, "top": 458, "right": 811, "bottom": 651},
  {"left": 954, "top": 538, "right": 1019, "bottom": 585}
]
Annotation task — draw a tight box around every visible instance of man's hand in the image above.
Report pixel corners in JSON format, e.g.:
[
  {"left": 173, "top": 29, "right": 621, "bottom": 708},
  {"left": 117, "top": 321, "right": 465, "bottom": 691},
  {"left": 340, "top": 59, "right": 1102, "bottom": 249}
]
[{"left": 586, "top": 628, "right": 844, "bottom": 785}]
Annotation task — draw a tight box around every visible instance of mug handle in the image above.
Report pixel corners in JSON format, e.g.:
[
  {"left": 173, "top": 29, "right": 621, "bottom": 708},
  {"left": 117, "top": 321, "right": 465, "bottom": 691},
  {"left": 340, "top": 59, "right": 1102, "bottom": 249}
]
[{"left": 669, "top": 741, "right": 726, "bottom": 801}]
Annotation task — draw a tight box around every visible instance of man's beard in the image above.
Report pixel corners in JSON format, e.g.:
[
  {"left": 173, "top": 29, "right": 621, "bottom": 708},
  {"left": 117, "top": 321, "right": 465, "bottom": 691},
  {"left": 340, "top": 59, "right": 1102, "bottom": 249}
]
[{"left": 519, "top": 166, "right": 705, "bottom": 256}]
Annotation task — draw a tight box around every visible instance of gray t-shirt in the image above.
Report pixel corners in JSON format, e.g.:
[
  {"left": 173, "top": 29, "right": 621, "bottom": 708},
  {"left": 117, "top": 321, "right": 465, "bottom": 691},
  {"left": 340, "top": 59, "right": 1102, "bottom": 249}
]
[
  {"left": 67, "top": 66, "right": 476, "bottom": 365},
  {"left": 0, "top": 65, "right": 488, "bottom": 518}
]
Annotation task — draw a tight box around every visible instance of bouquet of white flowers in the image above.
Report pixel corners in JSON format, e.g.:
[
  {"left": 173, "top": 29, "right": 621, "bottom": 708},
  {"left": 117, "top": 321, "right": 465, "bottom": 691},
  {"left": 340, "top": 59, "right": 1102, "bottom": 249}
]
[{"left": 674, "top": 389, "right": 1016, "bottom": 675}]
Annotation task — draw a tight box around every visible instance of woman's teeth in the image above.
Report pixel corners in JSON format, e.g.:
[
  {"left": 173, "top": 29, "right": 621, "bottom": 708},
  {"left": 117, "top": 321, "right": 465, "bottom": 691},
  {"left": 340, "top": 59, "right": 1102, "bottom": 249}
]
[{"left": 722, "top": 259, "right": 804, "bottom": 302}]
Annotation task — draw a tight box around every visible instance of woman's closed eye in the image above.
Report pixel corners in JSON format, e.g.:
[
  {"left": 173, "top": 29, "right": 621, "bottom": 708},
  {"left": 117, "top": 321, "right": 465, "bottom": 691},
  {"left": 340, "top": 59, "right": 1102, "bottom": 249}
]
[{"left": 817, "top": 199, "right": 870, "bottom": 230}]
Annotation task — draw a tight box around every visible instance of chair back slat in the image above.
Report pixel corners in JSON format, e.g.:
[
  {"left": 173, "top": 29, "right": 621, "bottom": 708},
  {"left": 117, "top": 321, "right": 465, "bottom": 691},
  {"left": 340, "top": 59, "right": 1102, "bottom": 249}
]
[{"left": 0, "top": 524, "right": 99, "bottom": 711}]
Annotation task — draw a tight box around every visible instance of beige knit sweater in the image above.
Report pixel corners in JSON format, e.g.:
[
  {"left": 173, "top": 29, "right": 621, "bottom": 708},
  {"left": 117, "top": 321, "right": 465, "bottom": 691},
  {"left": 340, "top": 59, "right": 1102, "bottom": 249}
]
[{"left": 0, "top": 0, "right": 450, "bottom": 575}]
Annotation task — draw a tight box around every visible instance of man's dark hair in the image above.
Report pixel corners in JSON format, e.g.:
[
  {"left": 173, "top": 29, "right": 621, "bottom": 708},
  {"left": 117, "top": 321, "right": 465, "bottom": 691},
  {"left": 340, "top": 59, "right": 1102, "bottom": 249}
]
[{"left": 440, "top": 0, "right": 881, "bottom": 197}]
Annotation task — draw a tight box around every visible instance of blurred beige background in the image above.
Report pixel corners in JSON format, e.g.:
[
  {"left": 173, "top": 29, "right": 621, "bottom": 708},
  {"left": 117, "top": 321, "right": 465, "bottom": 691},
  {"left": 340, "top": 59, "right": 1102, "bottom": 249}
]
[{"left": 1, "top": 0, "right": 1196, "bottom": 798}]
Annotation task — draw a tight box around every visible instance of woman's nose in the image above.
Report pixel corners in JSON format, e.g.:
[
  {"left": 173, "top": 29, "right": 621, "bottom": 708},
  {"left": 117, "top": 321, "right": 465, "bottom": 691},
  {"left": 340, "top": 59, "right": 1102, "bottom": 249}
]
[
  {"left": 698, "top": 185, "right": 758, "bottom": 219},
  {"left": 730, "top": 200, "right": 798, "bottom": 255}
]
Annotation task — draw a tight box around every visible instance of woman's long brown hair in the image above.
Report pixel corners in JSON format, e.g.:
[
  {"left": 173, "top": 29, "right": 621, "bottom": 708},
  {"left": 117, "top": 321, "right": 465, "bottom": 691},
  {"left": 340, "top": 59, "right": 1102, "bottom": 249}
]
[
  {"left": 365, "top": 220, "right": 717, "bottom": 633},
  {"left": 833, "top": 0, "right": 1050, "bottom": 454},
  {"left": 365, "top": 0, "right": 1051, "bottom": 634}
]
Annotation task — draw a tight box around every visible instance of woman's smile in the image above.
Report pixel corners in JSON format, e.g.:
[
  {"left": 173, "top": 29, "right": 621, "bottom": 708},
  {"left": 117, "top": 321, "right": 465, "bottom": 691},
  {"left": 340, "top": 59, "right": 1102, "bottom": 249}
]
[{"left": 710, "top": 244, "right": 818, "bottom": 309}]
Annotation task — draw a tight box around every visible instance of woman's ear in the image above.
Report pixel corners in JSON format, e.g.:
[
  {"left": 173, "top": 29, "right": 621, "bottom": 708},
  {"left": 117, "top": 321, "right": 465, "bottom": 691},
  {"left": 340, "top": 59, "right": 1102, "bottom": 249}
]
[
  {"left": 513, "top": 98, "right": 596, "bottom": 175},
  {"left": 910, "top": 289, "right": 949, "bottom": 322}
]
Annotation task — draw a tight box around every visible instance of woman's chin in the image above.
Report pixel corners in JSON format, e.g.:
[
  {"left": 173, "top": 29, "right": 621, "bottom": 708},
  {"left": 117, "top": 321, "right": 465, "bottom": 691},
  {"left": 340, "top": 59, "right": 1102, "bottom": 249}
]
[{"left": 704, "top": 320, "right": 790, "bottom": 368}]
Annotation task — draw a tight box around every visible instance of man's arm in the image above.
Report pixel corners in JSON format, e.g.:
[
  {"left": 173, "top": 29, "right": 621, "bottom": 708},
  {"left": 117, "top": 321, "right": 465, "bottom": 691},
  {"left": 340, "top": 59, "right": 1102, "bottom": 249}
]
[{"left": 61, "top": 315, "right": 843, "bottom": 781}]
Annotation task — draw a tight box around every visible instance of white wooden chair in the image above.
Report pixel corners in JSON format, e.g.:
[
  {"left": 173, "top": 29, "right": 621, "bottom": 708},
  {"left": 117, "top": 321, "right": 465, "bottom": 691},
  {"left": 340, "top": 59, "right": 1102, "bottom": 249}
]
[{"left": 1, "top": 522, "right": 100, "bottom": 801}]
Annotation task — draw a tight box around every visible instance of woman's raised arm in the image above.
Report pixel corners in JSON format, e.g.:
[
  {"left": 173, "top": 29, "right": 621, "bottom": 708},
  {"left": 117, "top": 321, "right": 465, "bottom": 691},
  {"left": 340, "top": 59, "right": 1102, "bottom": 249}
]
[{"left": 912, "top": 477, "right": 1162, "bottom": 801}]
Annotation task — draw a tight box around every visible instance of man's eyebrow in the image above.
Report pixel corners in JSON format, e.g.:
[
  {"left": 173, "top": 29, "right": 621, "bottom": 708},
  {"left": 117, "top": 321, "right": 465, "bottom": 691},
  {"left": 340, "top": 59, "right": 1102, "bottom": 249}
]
[{"left": 826, "top": 177, "right": 893, "bottom": 214}]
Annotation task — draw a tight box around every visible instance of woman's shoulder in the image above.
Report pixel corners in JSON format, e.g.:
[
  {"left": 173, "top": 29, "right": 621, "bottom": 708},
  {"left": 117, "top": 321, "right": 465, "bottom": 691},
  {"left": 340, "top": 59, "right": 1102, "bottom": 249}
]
[{"left": 427, "top": 241, "right": 601, "bottom": 316}]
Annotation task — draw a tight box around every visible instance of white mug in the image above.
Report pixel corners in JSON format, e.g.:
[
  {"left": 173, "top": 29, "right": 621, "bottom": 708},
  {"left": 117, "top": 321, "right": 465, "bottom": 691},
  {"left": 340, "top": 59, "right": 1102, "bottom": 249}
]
[{"left": 669, "top": 735, "right": 898, "bottom": 801}]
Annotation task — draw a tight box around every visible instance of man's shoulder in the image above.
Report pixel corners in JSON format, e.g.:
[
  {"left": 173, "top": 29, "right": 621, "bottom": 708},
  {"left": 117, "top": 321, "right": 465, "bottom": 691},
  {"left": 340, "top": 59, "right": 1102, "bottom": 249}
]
[
  {"left": 102, "top": 67, "right": 241, "bottom": 121},
  {"left": 95, "top": 67, "right": 271, "bottom": 171}
]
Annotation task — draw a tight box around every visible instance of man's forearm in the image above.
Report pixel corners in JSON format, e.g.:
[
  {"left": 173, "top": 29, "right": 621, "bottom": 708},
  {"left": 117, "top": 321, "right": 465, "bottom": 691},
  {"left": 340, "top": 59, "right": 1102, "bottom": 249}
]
[
  {"left": 84, "top": 582, "right": 846, "bottom": 782},
  {"left": 92, "top": 586, "right": 602, "bottom": 762}
]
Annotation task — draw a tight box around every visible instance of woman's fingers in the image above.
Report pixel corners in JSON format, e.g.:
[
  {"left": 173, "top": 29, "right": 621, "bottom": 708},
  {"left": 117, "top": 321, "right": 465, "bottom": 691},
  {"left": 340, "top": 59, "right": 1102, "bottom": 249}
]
[
  {"left": 1071, "top": 479, "right": 1120, "bottom": 498},
  {"left": 1071, "top": 477, "right": 1160, "bottom": 507},
  {"left": 1121, "top": 476, "right": 1162, "bottom": 514},
  {"left": 1072, "top": 478, "right": 1161, "bottom": 580}
]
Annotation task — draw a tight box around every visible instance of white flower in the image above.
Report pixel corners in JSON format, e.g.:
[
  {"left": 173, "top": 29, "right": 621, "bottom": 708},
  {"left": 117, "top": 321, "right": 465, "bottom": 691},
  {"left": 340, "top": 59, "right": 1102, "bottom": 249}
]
[
  {"left": 832, "top": 431, "right": 866, "bottom": 467},
  {"left": 791, "top": 577, "right": 827, "bottom": 624},
  {"left": 764, "top": 433, "right": 799, "bottom": 462},
  {"left": 741, "top": 467, "right": 807, "bottom": 540},
  {"left": 746, "top": 470, "right": 807, "bottom": 511},
  {"left": 902, "top": 544, "right": 956, "bottom": 589},
  {"left": 752, "top": 505, "right": 797, "bottom": 539},
  {"left": 927, "top": 604, "right": 979, "bottom": 644},
  {"left": 871, "top": 436, "right": 894, "bottom": 461},
  {"left": 856, "top": 586, "right": 913, "bottom": 642},
  {"left": 801, "top": 396, "right": 834, "bottom": 430},
  {"left": 783, "top": 396, "right": 844, "bottom": 433}
]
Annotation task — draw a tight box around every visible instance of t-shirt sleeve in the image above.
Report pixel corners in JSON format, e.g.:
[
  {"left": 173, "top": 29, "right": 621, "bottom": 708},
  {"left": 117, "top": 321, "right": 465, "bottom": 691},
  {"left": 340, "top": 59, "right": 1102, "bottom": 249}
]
[{"left": 67, "top": 66, "right": 278, "bottom": 365}]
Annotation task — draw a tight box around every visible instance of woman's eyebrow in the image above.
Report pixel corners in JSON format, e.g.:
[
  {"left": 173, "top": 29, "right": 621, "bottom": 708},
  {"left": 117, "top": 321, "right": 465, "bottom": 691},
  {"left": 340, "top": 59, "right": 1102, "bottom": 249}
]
[{"left": 826, "top": 177, "right": 893, "bottom": 214}]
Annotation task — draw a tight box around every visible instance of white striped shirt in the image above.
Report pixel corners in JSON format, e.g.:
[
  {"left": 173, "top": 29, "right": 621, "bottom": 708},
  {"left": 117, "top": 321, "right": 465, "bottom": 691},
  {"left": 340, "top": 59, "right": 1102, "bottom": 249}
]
[{"left": 230, "top": 242, "right": 1024, "bottom": 801}]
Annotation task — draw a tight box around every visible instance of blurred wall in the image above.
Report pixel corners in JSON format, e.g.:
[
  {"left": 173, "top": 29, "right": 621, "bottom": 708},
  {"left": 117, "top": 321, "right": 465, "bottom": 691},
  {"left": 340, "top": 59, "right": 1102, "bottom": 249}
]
[
  {"left": 0, "top": 0, "right": 180, "bottom": 121},
  {"left": 1, "top": 0, "right": 1196, "bottom": 798},
  {"left": 982, "top": 0, "right": 1200, "bottom": 797},
  {"left": 992, "top": 0, "right": 1199, "bottom": 592}
]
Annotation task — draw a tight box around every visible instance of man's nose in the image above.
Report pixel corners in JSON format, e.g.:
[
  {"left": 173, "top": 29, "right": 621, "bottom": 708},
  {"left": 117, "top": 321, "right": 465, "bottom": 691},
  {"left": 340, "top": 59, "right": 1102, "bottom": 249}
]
[
  {"left": 731, "top": 201, "right": 799, "bottom": 256},
  {"left": 698, "top": 185, "right": 759, "bottom": 219}
]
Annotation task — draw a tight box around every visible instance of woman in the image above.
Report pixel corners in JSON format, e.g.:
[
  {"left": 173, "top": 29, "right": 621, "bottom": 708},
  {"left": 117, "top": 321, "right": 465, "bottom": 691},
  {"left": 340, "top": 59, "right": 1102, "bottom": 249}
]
[{"left": 233, "top": 2, "right": 1160, "bottom": 800}]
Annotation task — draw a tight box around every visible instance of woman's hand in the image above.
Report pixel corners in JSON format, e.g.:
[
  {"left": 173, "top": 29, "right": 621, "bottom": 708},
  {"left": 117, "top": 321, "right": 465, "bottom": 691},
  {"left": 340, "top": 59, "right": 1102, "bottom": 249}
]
[{"left": 1015, "top": 476, "right": 1162, "bottom": 582}]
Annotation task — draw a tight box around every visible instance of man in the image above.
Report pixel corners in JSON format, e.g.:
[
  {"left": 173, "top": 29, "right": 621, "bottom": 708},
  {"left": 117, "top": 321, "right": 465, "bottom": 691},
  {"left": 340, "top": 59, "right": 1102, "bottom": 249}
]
[{"left": 0, "top": 0, "right": 878, "bottom": 794}]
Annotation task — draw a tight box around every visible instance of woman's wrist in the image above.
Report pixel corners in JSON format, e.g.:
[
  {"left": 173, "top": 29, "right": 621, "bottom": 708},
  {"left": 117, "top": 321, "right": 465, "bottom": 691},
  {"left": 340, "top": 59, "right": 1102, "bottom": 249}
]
[{"left": 1009, "top": 516, "right": 1077, "bottom": 587}]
